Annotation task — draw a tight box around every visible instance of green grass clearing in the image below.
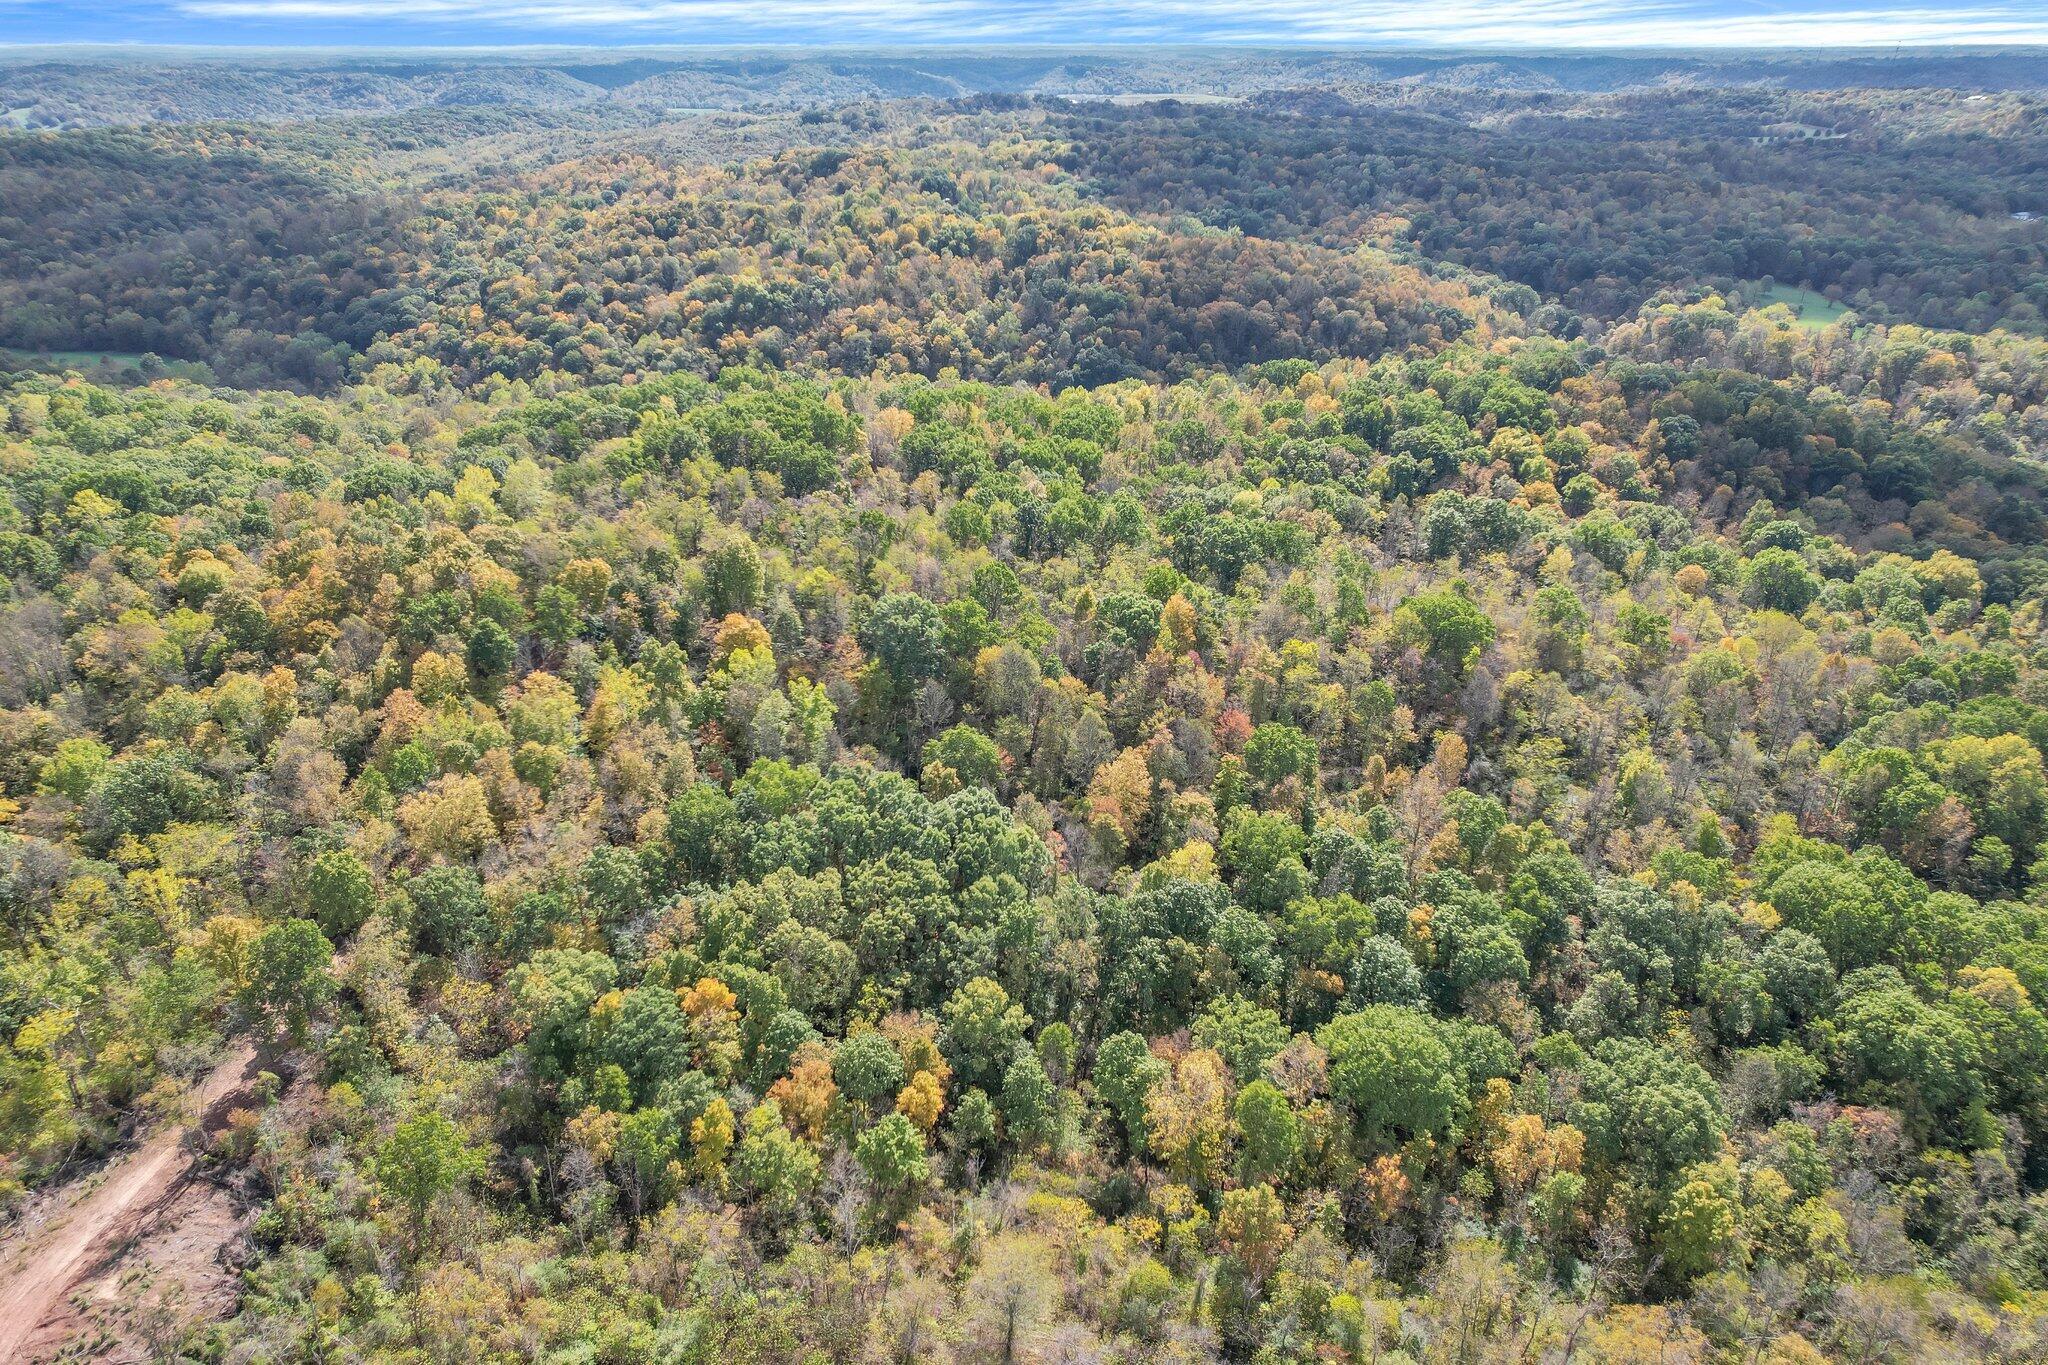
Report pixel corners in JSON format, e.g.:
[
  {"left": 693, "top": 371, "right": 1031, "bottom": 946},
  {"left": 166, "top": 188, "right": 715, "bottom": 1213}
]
[
  {"left": 2, "top": 347, "right": 151, "bottom": 368},
  {"left": 1759, "top": 284, "right": 1850, "bottom": 330},
  {"left": 0, "top": 348, "right": 213, "bottom": 382}
]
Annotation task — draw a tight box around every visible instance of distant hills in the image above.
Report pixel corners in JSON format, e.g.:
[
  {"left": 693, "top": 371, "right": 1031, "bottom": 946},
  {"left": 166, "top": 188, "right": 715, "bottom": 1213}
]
[{"left": 4, "top": 47, "right": 2047, "bottom": 128}]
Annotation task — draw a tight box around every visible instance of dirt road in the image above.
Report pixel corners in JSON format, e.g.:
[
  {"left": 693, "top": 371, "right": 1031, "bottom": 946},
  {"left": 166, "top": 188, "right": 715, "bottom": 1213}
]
[{"left": 0, "top": 1043, "right": 259, "bottom": 1362}]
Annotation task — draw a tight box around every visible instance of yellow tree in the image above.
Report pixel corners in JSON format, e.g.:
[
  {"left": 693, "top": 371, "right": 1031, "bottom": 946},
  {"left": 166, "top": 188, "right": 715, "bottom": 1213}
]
[{"left": 1144, "top": 1047, "right": 1232, "bottom": 1190}]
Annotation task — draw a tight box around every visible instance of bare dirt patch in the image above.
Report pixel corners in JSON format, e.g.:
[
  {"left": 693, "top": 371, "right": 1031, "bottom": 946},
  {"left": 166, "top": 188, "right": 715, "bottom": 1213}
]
[{"left": 0, "top": 1044, "right": 261, "bottom": 1363}]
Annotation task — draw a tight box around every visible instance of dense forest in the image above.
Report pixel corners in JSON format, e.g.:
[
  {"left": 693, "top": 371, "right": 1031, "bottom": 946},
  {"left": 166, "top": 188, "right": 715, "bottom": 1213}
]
[
  {"left": 2, "top": 50, "right": 2048, "bottom": 1364},
  {"left": 1056, "top": 92, "right": 2048, "bottom": 333}
]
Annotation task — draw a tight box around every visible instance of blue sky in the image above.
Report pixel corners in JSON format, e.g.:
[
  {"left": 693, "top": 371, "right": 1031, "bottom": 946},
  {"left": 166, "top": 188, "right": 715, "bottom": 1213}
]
[{"left": 5, "top": 0, "right": 2048, "bottom": 49}]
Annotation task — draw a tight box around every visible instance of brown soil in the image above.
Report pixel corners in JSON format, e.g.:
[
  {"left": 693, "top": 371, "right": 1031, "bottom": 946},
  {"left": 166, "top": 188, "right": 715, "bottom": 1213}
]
[{"left": 0, "top": 1044, "right": 261, "bottom": 1363}]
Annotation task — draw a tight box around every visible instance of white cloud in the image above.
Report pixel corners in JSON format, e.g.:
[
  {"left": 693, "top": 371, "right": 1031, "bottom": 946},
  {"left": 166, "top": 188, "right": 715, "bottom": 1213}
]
[{"left": 169, "top": 0, "right": 2048, "bottom": 46}]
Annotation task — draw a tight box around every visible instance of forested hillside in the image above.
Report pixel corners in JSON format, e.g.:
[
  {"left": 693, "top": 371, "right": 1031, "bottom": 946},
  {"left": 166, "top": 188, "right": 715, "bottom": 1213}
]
[
  {"left": 8, "top": 48, "right": 2047, "bottom": 129},
  {"left": 2, "top": 56, "right": 2048, "bottom": 1363},
  {"left": 1058, "top": 92, "right": 2048, "bottom": 333}
]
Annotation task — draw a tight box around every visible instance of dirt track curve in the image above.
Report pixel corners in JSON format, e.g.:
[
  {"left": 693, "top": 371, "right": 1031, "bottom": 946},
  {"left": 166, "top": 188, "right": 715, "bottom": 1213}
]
[{"left": 0, "top": 1043, "right": 259, "bottom": 1361}]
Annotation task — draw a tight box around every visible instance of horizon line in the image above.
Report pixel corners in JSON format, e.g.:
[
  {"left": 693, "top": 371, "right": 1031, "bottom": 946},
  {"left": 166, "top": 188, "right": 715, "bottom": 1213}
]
[{"left": 8, "top": 38, "right": 2048, "bottom": 52}]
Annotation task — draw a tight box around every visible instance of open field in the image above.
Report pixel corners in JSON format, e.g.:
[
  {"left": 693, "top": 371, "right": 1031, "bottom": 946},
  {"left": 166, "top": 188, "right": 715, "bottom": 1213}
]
[{"left": 1759, "top": 283, "right": 1852, "bottom": 328}]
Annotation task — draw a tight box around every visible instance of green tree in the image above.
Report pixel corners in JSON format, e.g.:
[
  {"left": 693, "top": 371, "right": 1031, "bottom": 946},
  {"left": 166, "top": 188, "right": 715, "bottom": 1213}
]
[
  {"left": 1036, "top": 1021, "right": 1077, "bottom": 1088},
  {"left": 404, "top": 864, "right": 490, "bottom": 959},
  {"left": 305, "top": 848, "right": 375, "bottom": 939},
  {"left": 378, "top": 1110, "right": 482, "bottom": 1262},
  {"left": 1573, "top": 1038, "right": 1726, "bottom": 1194},
  {"left": 665, "top": 783, "right": 738, "bottom": 885},
  {"left": 1530, "top": 583, "right": 1590, "bottom": 673},
  {"left": 750, "top": 1008, "right": 821, "bottom": 1090},
  {"left": 922, "top": 724, "right": 1004, "bottom": 792},
  {"left": 942, "top": 977, "right": 1031, "bottom": 1093},
  {"left": 616, "top": 1107, "right": 681, "bottom": 1220},
  {"left": 1234, "top": 1080, "right": 1301, "bottom": 1184},
  {"left": 85, "top": 751, "right": 213, "bottom": 852},
  {"left": 1093, "top": 1030, "right": 1168, "bottom": 1149},
  {"left": 1194, "top": 996, "right": 1290, "bottom": 1082},
  {"left": 1659, "top": 1167, "right": 1741, "bottom": 1281},
  {"left": 952, "top": 1087, "right": 1002, "bottom": 1159},
  {"left": 1221, "top": 811, "right": 1311, "bottom": 915},
  {"left": 1764, "top": 861, "right": 1892, "bottom": 972},
  {"left": 1744, "top": 548, "right": 1820, "bottom": 614},
  {"left": 581, "top": 844, "right": 649, "bottom": 937},
  {"left": 1347, "top": 936, "right": 1424, "bottom": 1008},
  {"left": 1243, "top": 723, "right": 1317, "bottom": 790},
  {"left": 861, "top": 593, "right": 949, "bottom": 693},
  {"left": 855, "top": 1111, "right": 930, "bottom": 1202},
  {"left": 1000, "top": 1048, "right": 1056, "bottom": 1148},
  {"left": 600, "top": 986, "right": 691, "bottom": 1103},
  {"left": 243, "top": 918, "right": 334, "bottom": 1044},
  {"left": 1392, "top": 589, "right": 1496, "bottom": 678},
  {"left": 1832, "top": 975, "right": 1985, "bottom": 1141},
  {"left": 1317, "top": 1006, "right": 1462, "bottom": 1148},
  {"left": 38, "top": 736, "right": 109, "bottom": 803},
  {"left": 732, "top": 1100, "right": 820, "bottom": 1222},
  {"left": 834, "top": 1030, "right": 908, "bottom": 1116},
  {"left": 466, "top": 618, "right": 516, "bottom": 681},
  {"left": 702, "top": 537, "right": 764, "bottom": 616}
]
